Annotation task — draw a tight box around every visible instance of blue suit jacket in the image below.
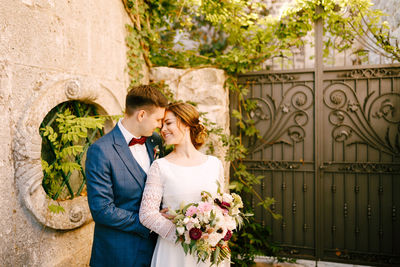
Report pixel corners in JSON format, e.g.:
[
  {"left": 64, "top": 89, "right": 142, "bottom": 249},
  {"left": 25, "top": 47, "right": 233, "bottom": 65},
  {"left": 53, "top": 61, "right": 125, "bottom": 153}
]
[{"left": 86, "top": 125, "right": 162, "bottom": 267}]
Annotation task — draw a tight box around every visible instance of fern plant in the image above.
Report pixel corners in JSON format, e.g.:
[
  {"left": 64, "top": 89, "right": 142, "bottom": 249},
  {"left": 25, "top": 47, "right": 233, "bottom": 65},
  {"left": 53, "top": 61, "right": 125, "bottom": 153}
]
[{"left": 39, "top": 101, "right": 114, "bottom": 200}]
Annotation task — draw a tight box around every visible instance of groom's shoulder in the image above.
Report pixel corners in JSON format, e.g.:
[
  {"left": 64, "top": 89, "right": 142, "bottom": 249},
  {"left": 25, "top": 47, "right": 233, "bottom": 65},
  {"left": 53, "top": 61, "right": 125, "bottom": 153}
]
[
  {"left": 93, "top": 130, "right": 114, "bottom": 146},
  {"left": 88, "top": 127, "right": 116, "bottom": 152}
]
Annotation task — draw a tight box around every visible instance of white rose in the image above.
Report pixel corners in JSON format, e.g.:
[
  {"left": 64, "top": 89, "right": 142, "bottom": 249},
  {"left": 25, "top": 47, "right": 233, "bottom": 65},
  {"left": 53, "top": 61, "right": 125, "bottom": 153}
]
[
  {"left": 224, "top": 216, "right": 237, "bottom": 230},
  {"left": 186, "top": 217, "right": 200, "bottom": 230},
  {"left": 184, "top": 231, "right": 191, "bottom": 244},
  {"left": 208, "top": 232, "right": 223, "bottom": 247},
  {"left": 214, "top": 210, "right": 225, "bottom": 225},
  {"left": 177, "top": 226, "right": 185, "bottom": 235},
  {"left": 222, "top": 193, "right": 233, "bottom": 203},
  {"left": 183, "top": 217, "right": 190, "bottom": 224},
  {"left": 199, "top": 213, "right": 210, "bottom": 224}
]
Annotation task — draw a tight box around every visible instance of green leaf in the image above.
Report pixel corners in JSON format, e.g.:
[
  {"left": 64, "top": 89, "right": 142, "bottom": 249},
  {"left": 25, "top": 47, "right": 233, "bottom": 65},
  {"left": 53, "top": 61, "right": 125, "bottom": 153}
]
[
  {"left": 48, "top": 204, "right": 65, "bottom": 214},
  {"left": 231, "top": 109, "right": 242, "bottom": 120},
  {"left": 212, "top": 246, "right": 220, "bottom": 265},
  {"left": 183, "top": 243, "right": 189, "bottom": 255}
]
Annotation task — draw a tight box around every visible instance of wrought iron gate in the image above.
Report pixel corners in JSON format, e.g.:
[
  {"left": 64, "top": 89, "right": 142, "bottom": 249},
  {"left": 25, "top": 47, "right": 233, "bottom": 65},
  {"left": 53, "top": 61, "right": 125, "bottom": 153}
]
[{"left": 234, "top": 65, "right": 400, "bottom": 266}]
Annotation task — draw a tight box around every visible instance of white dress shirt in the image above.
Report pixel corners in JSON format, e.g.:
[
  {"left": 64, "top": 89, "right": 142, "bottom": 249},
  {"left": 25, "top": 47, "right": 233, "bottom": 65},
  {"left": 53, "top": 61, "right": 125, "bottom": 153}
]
[{"left": 117, "top": 118, "right": 150, "bottom": 173}]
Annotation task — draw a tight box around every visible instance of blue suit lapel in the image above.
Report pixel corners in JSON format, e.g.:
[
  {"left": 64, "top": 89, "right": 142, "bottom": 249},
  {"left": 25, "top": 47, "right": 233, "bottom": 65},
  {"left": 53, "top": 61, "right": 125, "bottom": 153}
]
[
  {"left": 111, "top": 126, "right": 147, "bottom": 190},
  {"left": 145, "top": 137, "right": 155, "bottom": 164}
]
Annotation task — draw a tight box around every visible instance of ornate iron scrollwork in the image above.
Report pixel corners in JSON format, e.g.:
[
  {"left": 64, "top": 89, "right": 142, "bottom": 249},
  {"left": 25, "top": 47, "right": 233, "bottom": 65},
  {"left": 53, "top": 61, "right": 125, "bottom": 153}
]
[
  {"left": 324, "top": 82, "right": 400, "bottom": 156},
  {"left": 243, "top": 73, "right": 297, "bottom": 83},
  {"left": 338, "top": 162, "right": 400, "bottom": 173},
  {"left": 339, "top": 68, "right": 400, "bottom": 78},
  {"left": 245, "top": 84, "right": 313, "bottom": 151},
  {"left": 245, "top": 160, "right": 302, "bottom": 170}
]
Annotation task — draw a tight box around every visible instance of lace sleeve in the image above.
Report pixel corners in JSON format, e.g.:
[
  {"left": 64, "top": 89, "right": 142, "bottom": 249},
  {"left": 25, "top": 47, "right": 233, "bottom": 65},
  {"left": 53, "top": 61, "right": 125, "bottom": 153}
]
[{"left": 139, "top": 161, "right": 176, "bottom": 242}]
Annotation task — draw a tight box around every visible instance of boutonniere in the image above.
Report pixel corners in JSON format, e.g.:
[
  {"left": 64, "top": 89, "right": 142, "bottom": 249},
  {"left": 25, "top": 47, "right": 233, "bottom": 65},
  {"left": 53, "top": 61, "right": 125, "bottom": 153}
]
[{"left": 153, "top": 145, "right": 160, "bottom": 160}]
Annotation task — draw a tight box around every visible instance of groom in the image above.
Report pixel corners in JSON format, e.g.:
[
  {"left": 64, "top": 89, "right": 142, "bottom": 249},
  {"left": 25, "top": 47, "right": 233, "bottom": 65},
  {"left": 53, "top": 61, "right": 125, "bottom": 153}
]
[{"left": 85, "top": 84, "right": 168, "bottom": 267}]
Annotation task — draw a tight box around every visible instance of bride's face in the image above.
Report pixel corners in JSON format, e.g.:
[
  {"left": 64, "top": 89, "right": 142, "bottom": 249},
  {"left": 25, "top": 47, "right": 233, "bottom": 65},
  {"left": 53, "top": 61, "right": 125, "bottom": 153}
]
[{"left": 161, "top": 111, "right": 188, "bottom": 145}]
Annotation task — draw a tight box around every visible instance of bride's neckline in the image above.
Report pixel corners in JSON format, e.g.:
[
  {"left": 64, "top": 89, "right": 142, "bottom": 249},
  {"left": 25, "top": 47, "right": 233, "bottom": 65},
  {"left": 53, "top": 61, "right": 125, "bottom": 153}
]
[{"left": 162, "top": 155, "right": 210, "bottom": 167}]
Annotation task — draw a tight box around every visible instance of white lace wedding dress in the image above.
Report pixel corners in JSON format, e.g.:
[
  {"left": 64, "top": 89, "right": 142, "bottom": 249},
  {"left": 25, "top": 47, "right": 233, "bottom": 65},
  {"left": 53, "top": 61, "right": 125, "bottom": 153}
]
[{"left": 139, "top": 155, "right": 228, "bottom": 267}]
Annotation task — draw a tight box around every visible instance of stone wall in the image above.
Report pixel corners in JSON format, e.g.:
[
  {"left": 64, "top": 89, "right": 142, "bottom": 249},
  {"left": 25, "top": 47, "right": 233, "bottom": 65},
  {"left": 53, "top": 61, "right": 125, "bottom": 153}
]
[{"left": 0, "top": 1, "right": 132, "bottom": 266}]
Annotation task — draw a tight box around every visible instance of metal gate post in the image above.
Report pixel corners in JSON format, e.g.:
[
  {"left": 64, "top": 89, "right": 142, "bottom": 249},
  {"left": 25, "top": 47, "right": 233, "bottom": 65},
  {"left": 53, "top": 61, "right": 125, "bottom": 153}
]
[{"left": 314, "top": 5, "right": 324, "bottom": 261}]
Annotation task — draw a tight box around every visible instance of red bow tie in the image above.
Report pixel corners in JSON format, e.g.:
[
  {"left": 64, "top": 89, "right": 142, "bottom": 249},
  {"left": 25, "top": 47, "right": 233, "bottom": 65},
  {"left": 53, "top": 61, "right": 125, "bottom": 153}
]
[{"left": 129, "top": 136, "right": 147, "bottom": 146}]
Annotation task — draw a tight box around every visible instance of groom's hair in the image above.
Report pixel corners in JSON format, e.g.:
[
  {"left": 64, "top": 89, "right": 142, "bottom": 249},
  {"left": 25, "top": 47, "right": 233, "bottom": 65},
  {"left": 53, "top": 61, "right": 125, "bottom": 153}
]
[{"left": 125, "top": 84, "right": 168, "bottom": 115}]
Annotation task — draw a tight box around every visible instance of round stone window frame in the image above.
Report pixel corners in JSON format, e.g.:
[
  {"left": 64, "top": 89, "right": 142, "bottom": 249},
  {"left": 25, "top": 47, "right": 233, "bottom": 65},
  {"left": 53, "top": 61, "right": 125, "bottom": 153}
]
[{"left": 13, "top": 78, "right": 122, "bottom": 230}]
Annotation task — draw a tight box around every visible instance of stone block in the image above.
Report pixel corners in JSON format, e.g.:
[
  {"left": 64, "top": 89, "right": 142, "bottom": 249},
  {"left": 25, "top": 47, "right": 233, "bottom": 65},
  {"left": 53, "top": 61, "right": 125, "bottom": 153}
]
[
  {"left": 0, "top": 4, "right": 65, "bottom": 69},
  {"left": 62, "top": 21, "right": 91, "bottom": 75}
]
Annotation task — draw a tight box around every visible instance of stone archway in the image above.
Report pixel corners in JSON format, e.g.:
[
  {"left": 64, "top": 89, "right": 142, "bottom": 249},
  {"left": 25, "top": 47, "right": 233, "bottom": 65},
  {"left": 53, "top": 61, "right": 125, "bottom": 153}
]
[{"left": 13, "top": 77, "right": 122, "bottom": 230}]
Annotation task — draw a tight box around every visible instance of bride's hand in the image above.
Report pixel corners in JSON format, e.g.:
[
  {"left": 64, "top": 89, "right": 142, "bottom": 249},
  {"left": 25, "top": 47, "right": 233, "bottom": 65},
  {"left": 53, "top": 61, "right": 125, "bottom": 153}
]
[{"left": 160, "top": 208, "right": 176, "bottom": 220}]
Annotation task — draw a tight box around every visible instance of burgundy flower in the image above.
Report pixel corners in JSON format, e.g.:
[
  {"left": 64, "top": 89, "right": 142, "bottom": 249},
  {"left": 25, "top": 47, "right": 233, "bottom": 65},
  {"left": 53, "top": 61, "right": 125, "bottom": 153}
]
[
  {"left": 189, "top": 228, "right": 202, "bottom": 240},
  {"left": 220, "top": 201, "right": 231, "bottom": 209},
  {"left": 223, "top": 230, "right": 232, "bottom": 241},
  {"left": 215, "top": 198, "right": 231, "bottom": 211}
]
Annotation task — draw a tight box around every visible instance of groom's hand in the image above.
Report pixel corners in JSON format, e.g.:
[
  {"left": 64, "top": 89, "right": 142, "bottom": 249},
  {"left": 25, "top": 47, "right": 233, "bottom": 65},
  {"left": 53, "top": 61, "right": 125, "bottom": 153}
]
[{"left": 160, "top": 208, "right": 175, "bottom": 220}]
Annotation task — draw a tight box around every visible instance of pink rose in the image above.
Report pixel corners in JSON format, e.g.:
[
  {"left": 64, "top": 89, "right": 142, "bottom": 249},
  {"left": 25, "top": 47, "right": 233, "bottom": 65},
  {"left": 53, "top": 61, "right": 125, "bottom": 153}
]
[
  {"left": 185, "top": 206, "right": 198, "bottom": 217},
  {"left": 197, "top": 202, "right": 213, "bottom": 213}
]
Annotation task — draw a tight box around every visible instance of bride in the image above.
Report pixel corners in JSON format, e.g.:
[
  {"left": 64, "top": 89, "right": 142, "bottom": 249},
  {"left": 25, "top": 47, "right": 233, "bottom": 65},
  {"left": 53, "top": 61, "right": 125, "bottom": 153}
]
[{"left": 139, "top": 102, "right": 227, "bottom": 267}]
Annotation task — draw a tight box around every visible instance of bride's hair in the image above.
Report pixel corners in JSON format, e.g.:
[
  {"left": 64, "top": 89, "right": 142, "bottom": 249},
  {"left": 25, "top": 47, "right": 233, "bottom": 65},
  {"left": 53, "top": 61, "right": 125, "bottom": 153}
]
[{"left": 166, "top": 102, "right": 208, "bottom": 149}]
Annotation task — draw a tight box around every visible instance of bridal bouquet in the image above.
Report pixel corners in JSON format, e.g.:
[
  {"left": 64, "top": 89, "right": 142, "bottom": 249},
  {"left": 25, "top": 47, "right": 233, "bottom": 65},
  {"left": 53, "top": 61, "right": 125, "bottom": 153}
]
[{"left": 171, "top": 187, "right": 247, "bottom": 265}]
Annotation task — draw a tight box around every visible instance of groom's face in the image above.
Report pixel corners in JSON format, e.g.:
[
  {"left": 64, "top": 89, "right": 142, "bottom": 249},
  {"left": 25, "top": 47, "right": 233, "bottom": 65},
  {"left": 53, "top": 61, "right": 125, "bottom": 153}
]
[{"left": 137, "top": 106, "right": 166, "bottom": 136}]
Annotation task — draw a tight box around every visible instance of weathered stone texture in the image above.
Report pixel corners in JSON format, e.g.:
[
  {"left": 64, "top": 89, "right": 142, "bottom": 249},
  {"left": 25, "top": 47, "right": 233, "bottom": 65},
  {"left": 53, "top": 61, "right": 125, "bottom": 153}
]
[{"left": 0, "top": 1, "right": 134, "bottom": 266}]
